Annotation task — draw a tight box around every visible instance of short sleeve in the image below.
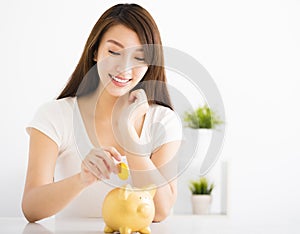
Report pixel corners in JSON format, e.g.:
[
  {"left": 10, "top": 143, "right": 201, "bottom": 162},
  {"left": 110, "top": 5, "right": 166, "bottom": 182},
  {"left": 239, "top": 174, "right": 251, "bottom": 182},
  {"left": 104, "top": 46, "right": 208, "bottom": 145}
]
[
  {"left": 151, "top": 107, "right": 183, "bottom": 151},
  {"left": 26, "top": 101, "right": 64, "bottom": 148}
]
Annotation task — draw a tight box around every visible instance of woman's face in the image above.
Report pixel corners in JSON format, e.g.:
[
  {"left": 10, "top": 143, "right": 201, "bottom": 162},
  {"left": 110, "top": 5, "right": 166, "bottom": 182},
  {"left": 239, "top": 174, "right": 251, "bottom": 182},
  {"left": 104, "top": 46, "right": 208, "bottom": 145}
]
[{"left": 95, "top": 24, "right": 148, "bottom": 97}]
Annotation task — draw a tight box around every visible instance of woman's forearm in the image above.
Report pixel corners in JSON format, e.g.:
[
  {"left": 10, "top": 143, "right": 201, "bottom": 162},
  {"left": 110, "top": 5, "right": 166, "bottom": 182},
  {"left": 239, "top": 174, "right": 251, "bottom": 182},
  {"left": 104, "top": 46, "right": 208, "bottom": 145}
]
[
  {"left": 153, "top": 182, "right": 176, "bottom": 221},
  {"left": 126, "top": 154, "right": 176, "bottom": 221},
  {"left": 22, "top": 173, "right": 86, "bottom": 222}
]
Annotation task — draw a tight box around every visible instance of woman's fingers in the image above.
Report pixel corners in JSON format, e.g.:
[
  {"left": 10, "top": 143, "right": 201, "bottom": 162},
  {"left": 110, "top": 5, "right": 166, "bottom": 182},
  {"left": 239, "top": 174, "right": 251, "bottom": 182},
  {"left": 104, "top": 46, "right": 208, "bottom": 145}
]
[
  {"left": 83, "top": 154, "right": 107, "bottom": 179},
  {"left": 101, "top": 146, "right": 122, "bottom": 161},
  {"left": 83, "top": 159, "right": 103, "bottom": 179},
  {"left": 93, "top": 147, "right": 120, "bottom": 174},
  {"left": 127, "top": 89, "right": 149, "bottom": 124},
  {"left": 81, "top": 146, "right": 122, "bottom": 185},
  {"left": 129, "top": 89, "right": 147, "bottom": 103},
  {"left": 88, "top": 155, "right": 110, "bottom": 179}
]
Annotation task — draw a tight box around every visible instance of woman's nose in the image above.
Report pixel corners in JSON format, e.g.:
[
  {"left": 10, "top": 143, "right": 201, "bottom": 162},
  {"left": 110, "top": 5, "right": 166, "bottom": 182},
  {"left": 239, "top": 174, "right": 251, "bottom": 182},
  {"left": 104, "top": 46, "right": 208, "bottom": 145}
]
[{"left": 116, "top": 55, "right": 134, "bottom": 74}]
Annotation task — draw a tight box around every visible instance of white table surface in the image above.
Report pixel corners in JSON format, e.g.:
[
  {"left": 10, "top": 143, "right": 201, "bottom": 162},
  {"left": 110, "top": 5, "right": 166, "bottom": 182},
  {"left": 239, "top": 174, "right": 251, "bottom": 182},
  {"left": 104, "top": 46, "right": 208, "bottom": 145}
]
[{"left": 0, "top": 215, "right": 299, "bottom": 234}]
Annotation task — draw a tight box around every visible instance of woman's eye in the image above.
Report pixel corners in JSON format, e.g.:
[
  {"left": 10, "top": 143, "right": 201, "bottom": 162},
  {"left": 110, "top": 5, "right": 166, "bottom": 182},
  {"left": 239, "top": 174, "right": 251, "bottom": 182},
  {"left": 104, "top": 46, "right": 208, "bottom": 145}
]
[
  {"left": 108, "top": 50, "right": 120, "bottom": 56},
  {"left": 135, "top": 57, "right": 145, "bottom": 62}
]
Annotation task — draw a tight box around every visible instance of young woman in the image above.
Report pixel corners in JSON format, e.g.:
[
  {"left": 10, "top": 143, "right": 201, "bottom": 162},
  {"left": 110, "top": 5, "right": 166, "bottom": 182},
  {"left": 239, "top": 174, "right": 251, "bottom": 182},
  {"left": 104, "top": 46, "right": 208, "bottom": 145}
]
[{"left": 22, "top": 3, "right": 182, "bottom": 222}]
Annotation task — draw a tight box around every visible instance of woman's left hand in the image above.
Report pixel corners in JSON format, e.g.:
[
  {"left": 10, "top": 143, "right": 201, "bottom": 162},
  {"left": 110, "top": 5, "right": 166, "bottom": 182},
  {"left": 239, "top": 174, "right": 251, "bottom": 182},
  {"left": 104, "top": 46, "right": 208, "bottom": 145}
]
[
  {"left": 115, "top": 89, "right": 149, "bottom": 154},
  {"left": 126, "top": 89, "right": 149, "bottom": 126}
]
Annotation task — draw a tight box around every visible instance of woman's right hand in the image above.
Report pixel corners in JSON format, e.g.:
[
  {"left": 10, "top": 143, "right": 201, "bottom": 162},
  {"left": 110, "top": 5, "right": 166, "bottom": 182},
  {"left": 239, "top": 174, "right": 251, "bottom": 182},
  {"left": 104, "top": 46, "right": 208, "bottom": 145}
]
[{"left": 80, "top": 147, "right": 122, "bottom": 187}]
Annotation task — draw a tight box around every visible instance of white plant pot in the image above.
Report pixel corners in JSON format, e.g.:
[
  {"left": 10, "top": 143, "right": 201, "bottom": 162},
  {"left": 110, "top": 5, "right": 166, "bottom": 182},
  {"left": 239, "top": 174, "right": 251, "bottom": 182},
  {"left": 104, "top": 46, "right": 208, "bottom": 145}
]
[
  {"left": 185, "top": 128, "right": 212, "bottom": 176},
  {"left": 191, "top": 194, "right": 212, "bottom": 214}
]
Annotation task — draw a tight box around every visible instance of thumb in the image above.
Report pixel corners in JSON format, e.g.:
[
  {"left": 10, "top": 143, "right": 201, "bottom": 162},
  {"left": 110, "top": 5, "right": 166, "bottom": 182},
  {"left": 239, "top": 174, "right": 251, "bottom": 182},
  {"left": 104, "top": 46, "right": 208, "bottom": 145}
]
[{"left": 112, "top": 153, "right": 122, "bottom": 161}]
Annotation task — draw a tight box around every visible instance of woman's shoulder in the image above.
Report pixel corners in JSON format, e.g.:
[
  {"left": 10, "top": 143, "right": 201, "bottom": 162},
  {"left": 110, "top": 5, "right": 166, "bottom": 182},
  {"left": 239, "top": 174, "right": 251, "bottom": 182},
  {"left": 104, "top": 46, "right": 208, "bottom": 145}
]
[
  {"left": 147, "top": 104, "right": 183, "bottom": 149},
  {"left": 30, "top": 97, "right": 77, "bottom": 124},
  {"left": 149, "top": 104, "right": 179, "bottom": 120},
  {"left": 150, "top": 103, "right": 171, "bottom": 112},
  {"left": 27, "top": 97, "right": 77, "bottom": 148},
  {"left": 37, "top": 97, "right": 76, "bottom": 113}
]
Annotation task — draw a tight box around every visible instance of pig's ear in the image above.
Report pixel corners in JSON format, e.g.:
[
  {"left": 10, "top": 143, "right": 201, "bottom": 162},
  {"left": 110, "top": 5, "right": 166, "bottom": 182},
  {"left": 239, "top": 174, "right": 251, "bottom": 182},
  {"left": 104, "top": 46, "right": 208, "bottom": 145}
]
[
  {"left": 143, "top": 184, "right": 156, "bottom": 198},
  {"left": 119, "top": 184, "right": 132, "bottom": 200}
]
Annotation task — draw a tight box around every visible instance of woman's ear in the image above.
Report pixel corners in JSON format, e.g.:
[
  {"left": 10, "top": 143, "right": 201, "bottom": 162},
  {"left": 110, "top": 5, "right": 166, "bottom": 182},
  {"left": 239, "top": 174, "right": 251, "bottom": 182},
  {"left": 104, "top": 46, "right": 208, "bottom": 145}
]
[{"left": 93, "top": 50, "right": 98, "bottom": 62}]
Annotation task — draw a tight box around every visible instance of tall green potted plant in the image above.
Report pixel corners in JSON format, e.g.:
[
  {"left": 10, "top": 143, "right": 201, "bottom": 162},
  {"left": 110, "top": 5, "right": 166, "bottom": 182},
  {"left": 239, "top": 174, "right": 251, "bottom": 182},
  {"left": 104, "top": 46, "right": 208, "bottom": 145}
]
[{"left": 189, "top": 177, "right": 214, "bottom": 214}]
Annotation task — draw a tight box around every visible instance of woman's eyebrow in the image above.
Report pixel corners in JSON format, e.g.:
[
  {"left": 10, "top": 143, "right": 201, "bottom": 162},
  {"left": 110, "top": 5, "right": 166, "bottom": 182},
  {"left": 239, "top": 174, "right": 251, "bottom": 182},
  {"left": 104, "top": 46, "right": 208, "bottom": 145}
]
[
  {"left": 107, "top": 39, "right": 144, "bottom": 52},
  {"left": 107, "top": 39, "right": 124, "bottom": 48}
]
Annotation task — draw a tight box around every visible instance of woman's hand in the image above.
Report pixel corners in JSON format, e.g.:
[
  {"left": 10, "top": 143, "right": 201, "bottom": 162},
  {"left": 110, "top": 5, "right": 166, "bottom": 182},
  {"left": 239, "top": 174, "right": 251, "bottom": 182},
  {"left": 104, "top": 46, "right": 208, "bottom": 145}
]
[
  {"left": 114, "top": 89, "right": 150, "bottom": 155},
  {"left": 80, "top": 147, "right": 122, "bottom": 187},
  {"left": 127, "top": 89, "right": 149, "bottom": 126},
  {"left": 117, "top": 89, "right": 149, "bottom": 139}
]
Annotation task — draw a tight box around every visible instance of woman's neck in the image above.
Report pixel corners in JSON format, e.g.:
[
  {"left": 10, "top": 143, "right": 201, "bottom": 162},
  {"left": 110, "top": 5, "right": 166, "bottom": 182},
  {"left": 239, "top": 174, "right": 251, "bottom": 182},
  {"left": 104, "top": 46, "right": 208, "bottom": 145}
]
[{"left": 95, "top": 87, "right": 128, "bottom": 123}]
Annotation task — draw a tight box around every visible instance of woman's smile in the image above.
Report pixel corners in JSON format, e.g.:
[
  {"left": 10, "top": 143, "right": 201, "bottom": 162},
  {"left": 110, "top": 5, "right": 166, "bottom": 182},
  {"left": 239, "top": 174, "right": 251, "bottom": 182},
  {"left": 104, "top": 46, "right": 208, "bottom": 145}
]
[{"left": 109, "top": 73, "right": 132, "bottom": 87}]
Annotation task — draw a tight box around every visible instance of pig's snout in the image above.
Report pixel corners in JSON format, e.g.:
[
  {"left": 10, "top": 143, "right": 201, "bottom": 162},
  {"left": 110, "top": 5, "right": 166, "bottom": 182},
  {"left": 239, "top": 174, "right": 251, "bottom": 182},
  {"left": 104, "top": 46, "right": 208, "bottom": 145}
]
[{"left": 137, "top": 204, "right": 152, "bottom": 218}]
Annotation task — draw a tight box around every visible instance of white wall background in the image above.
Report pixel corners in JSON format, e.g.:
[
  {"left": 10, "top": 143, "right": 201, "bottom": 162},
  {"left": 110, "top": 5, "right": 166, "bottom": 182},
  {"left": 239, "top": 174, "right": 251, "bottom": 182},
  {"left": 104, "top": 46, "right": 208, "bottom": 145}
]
[{"left": 1, "top": 0, "right": 300, "bottom": 225}]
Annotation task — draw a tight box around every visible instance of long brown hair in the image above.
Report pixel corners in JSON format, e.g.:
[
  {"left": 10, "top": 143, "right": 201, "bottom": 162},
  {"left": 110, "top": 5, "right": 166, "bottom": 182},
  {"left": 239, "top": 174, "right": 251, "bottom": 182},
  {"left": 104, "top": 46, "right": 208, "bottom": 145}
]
[{"left": 57, "top": 3, "right": 173, "bottom": 110}]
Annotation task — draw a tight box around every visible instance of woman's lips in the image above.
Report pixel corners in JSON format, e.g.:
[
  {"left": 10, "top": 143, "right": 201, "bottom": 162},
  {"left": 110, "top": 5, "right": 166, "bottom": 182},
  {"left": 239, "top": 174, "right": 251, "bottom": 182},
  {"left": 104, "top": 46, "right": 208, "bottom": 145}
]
[{"left": 109, "top": 74, "right": 132, "bottom": 87}]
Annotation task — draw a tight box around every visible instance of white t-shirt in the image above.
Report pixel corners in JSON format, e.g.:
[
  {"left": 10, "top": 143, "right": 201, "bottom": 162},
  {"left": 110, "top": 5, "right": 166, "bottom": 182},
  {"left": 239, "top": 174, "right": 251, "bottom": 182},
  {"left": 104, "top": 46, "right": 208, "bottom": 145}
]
[{"left": 26, "top": 97, "right": 182, "bottom": 218}]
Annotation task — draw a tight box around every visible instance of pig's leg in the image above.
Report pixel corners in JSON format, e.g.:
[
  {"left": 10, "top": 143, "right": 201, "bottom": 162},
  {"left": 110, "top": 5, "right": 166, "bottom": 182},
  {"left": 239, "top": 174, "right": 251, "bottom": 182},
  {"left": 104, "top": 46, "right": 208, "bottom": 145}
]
[
  {"left": 139, "top": 226, "right": 151, "bottom": 234},
  {"left": 104, "top": 225, "right": 114, "bottom": 233},
  {"left": 119, "top": 226, "right": 132, "bottom": 234}
]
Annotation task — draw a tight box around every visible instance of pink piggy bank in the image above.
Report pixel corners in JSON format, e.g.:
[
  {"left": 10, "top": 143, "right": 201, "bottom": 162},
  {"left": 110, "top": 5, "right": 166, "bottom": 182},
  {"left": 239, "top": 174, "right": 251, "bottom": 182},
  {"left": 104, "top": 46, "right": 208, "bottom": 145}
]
[{"left": 102, "top": 184, "right": 156, "bottom": 234}]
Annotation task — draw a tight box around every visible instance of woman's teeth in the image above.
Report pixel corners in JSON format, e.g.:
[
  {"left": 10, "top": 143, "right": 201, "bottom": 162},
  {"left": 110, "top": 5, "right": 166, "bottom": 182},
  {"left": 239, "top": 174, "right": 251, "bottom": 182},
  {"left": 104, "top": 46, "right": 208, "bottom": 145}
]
[{"left": 110, "top": 75, "right": 131, "bottom": 83}]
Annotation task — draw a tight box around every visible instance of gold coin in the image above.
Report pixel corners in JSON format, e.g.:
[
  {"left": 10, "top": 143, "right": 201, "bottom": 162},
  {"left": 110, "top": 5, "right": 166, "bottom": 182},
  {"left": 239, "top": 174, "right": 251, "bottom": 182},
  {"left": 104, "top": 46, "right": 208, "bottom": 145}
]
[{"left": 118, "top": 162, "right": 129, "bottom": 180}]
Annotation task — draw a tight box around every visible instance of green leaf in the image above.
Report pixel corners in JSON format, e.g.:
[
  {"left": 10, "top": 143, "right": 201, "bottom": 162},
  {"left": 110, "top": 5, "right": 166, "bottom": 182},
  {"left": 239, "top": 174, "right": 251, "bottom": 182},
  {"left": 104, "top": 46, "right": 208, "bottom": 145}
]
[
  {"left": 183, "top": 105, "right": 223, "bottom": 129},
  {"left": 189, "top": 177, "right": 214, "bottom": 195}
]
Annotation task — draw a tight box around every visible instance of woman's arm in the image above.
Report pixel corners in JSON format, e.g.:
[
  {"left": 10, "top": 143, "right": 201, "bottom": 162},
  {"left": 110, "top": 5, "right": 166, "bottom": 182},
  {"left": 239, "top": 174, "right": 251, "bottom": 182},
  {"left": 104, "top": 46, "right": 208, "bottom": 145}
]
[
  {"left": 22, "top": 129, "right": 88, "bottom": 222},
  {"left": 119, "top": 89, "right": 181, "bottom": 221},
  {"left": 125, "top": 140, "right": 181, "bottom": 222},
  {"left": 22, "top": 128, "right": 120, "bottom": 222},
  {"left": 150, "top": 141, "right": 181, "bottom": 221}
]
